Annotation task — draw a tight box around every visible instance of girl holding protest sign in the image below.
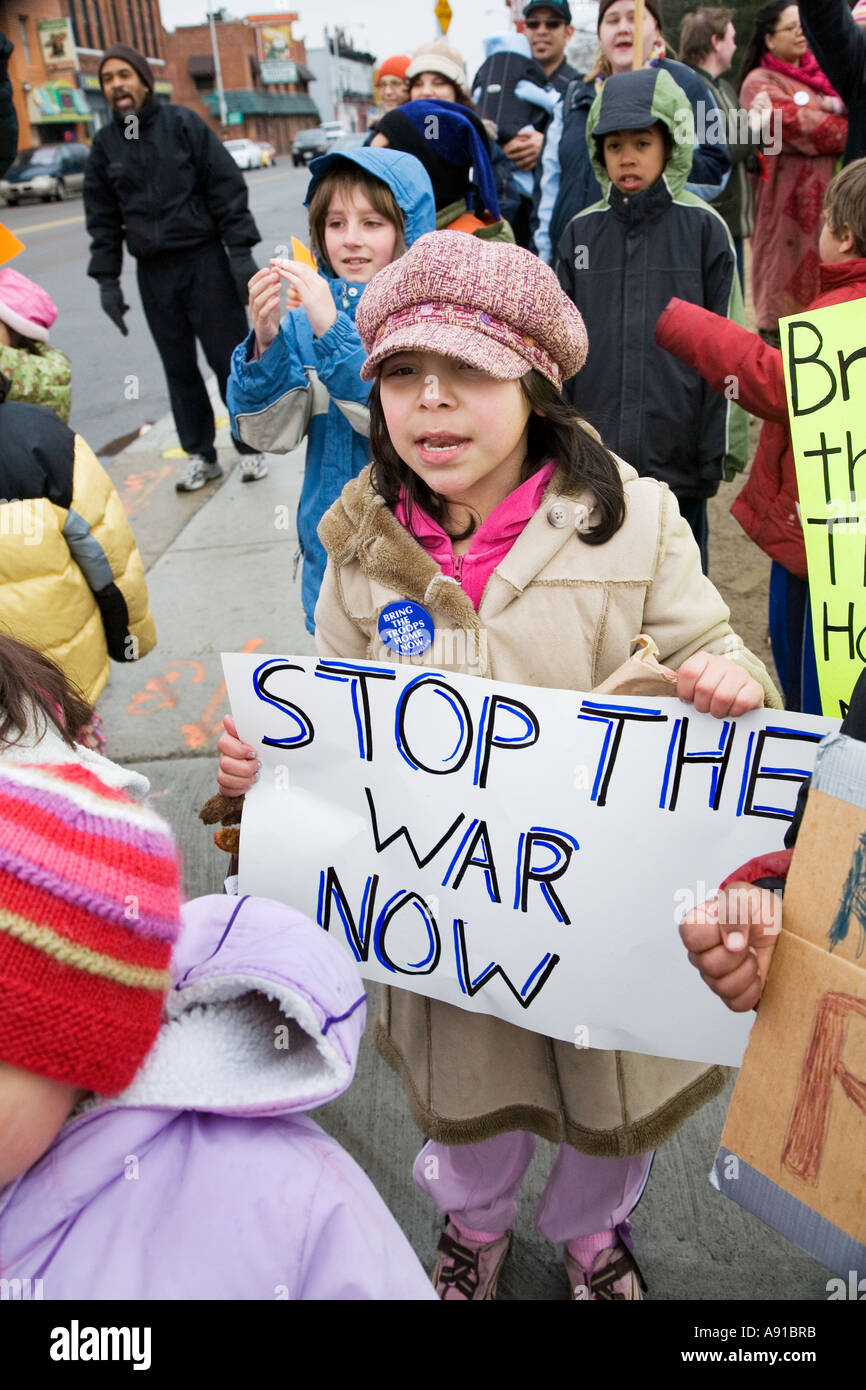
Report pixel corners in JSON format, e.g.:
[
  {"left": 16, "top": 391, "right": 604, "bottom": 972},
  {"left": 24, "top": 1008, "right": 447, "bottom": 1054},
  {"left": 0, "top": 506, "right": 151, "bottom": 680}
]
[{"left": 218, "top": 232, "right": 780, "bottom": 1300}]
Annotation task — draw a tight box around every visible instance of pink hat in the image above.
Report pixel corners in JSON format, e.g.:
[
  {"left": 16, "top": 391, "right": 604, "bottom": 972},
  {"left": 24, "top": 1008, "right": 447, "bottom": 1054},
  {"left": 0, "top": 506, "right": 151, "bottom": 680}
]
[
  {"left": 853, "top": 0, "right": 866, "bottom": 22},
  {"left": 0, "top": 268, "right": 58, "bottom": 343},
  {"left": 357, "top": 231, "right": 589, "bottom": 389}
]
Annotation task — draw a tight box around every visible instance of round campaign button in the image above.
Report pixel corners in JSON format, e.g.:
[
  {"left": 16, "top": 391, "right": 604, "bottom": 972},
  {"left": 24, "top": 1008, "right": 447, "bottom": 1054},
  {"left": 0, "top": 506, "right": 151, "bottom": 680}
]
[
  {"left": 793, "top": 90, "right": 810, "bottom": 105},
  {"left": 378, "top": 600, "right": 434, "bottom": 656}
]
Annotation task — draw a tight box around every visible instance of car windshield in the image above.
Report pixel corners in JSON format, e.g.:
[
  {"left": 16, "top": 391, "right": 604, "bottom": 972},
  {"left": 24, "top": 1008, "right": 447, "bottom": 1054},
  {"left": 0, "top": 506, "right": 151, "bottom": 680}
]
[
  {"left": 296, "top": 131, "right": 321, "bottom": 143},
  {"left": 224, "top": 141, "right": 247, "bottom": 150},
  {"left": 13, "top": 148, "right": 59, "bottom": 170}
]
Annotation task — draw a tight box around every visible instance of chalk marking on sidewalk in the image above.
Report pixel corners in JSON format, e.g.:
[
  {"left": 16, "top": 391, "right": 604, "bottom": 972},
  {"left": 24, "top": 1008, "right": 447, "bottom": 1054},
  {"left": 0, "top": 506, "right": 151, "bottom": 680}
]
[
  {"left": 126, "top": 659, "right": 207, "bottom": 717},
  {"left": 181, "top": 638, "right": 264, "bottom": 750},
  {"left": 118, "top": 464, "right": 174, "bottom": 518}
]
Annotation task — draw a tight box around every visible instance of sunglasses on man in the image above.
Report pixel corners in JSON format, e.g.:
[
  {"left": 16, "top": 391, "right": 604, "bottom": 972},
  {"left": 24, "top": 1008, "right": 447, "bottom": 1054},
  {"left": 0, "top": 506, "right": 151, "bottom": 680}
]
[{"left": 525, "top": 17, "right": 566, "bottom": 28}]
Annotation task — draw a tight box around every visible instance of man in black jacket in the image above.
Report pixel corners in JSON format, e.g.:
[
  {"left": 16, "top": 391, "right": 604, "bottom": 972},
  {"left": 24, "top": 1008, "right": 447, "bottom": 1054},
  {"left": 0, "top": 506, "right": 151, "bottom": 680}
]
[
  {"left": 84, "top": 44, "right": 267, "bottom": 491},
  {"left": 0, "top": 32, "right": 18, "bottom": 180},
  {"left": 798, "top": 0, "right": 866, "bottom": 165}
]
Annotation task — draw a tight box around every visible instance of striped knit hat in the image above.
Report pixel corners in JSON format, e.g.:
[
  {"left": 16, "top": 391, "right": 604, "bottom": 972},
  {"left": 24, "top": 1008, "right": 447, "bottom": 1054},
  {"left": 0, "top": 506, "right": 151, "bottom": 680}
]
[{"left": 0, "top": 762, "right": 181, "bottom": 1096}]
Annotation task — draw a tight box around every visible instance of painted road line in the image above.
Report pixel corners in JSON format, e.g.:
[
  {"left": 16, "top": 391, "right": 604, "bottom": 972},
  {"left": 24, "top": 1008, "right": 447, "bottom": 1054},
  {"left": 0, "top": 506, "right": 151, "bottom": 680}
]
[{"left": 11, "top": 213, "right": 86, "bottom": 235}]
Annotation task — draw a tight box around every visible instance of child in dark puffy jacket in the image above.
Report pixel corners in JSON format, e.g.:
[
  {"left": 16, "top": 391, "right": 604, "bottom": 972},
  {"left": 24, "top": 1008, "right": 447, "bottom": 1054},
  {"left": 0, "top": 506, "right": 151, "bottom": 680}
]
[
  {"left": 0, "top": 268, "right": 71, "bottom": 421},
  {"left": 656, "top": 157, "right": 866, "bottom": 714},
  {"left": 556, "top": 67, "right": 747, "bottom": 575}
]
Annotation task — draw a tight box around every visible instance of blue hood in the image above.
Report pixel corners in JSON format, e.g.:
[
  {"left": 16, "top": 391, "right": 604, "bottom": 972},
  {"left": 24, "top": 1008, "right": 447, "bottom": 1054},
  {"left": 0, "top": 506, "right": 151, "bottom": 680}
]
[
  {"left": 304, "top": 146, "right": 436, "bottom": 276},
  {"left": 483, "top": 32, "right": 532, "bottom": 58}
]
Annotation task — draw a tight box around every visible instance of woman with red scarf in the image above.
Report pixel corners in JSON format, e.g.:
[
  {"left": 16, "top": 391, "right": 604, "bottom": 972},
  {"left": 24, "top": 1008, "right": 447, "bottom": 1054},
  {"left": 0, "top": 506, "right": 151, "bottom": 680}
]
[{"left": 739, "top": 1, "right": 847, "bottom": 345}]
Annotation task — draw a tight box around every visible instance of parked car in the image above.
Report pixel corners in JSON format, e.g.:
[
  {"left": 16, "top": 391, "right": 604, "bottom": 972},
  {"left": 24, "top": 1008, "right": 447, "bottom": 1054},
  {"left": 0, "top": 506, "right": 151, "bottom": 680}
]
[
  {"left": 222, "top": 138, "right": 264, "bottom": 170},
  {"left": 256, "top": 141, "right": 277, "bottom": 167},
  {"left": 292, "top": 128, "right": 329, "bottom": 166},
  {"left": 328, "top": 133, "right": 367, "bottom": 154},
  {"left": 0, "top": 144, "right": 90, "bottom": 205}
]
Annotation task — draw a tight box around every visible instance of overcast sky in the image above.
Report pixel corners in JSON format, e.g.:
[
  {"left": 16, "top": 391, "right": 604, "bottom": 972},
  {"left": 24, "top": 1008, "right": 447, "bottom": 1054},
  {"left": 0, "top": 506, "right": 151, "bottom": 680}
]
[{"left": 159, "top": 1, "right": 515, "bottom": 76}]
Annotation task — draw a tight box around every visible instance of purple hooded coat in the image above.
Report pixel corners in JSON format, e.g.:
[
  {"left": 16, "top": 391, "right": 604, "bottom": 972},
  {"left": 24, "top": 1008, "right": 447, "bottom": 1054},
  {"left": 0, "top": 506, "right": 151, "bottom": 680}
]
[{"left": 0, "top": 894, "right": 437, "bottom": 1300}]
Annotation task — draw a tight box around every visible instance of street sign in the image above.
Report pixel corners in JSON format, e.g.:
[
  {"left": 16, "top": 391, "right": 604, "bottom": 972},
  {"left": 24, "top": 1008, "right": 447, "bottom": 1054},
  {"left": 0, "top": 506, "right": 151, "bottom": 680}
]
[{"left": 435, "top": 0, "right": 453, "bottom": 34}]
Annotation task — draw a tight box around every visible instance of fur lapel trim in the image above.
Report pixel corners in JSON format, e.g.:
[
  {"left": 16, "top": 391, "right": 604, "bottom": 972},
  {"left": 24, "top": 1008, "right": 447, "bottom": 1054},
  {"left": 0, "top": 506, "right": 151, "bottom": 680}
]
[{"left": 318, "top": 466, "right": 482, "bottom": 634}]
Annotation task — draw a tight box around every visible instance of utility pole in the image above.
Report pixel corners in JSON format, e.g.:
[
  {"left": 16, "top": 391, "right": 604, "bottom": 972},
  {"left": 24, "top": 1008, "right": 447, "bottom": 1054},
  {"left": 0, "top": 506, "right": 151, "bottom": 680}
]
[{"left": 208, "top": 10, "right": 228, "bottom": 129}]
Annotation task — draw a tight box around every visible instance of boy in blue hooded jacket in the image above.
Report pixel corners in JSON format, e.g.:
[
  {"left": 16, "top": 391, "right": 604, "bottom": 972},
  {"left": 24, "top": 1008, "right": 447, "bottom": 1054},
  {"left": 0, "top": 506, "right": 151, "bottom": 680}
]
[{"left": 228, "top": 148, "right": 435, "bottom": 632}]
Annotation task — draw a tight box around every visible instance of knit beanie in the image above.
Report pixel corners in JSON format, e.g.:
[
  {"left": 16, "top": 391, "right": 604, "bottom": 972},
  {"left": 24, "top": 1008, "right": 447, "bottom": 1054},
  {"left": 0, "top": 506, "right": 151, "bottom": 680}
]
[
  {"left": 0, "top": 762, "right": 181, "bottom": 1096},
  {"left": 406, "top": 39, "right": 470, "bottom": 98},
  {"left": 0, "top": 268, "right": 58, "bottom": 343},
  {"left": 598, "top": 0, "right": 663, "bottom": 29},
  {"left": 98, "top": 43, "right": 155, "bottom": 92},
  {"left": 377, "top": 54, "right": 412, "bottom": 82},
  {"left": 376, "top": 101, "right": 501, "bottom": 218}
]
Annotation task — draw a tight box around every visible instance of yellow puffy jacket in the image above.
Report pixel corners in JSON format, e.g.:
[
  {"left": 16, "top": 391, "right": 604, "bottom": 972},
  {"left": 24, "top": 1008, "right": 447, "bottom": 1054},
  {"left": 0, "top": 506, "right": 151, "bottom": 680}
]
[{"left": 0, "top": 397, "right": 156, "bottom": 703}]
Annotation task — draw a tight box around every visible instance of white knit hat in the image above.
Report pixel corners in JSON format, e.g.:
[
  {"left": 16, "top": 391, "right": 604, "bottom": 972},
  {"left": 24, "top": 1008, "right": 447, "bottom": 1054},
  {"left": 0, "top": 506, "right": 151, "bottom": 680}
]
[{"left": 406, "top": 39, "right": 469, "bottom": 98}]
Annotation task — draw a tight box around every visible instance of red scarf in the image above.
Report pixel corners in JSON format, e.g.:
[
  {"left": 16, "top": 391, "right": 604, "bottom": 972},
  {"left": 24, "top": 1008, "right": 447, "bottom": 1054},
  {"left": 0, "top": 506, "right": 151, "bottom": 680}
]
[{"left": 760, "top": 50, "right": 840, "bottom": 101}]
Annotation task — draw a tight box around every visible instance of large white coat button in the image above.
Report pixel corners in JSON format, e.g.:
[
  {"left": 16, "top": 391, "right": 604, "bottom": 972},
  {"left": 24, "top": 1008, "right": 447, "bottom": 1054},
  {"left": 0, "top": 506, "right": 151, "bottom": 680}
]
[
  {"left": 794, "top": 90, "right": 810, "bottom": 106},
  {"left": 547, "top": 503, "right": 569, "bottom": 527},
  {"left": 348, "top": 286, "right": 358, "bottom": 296}
]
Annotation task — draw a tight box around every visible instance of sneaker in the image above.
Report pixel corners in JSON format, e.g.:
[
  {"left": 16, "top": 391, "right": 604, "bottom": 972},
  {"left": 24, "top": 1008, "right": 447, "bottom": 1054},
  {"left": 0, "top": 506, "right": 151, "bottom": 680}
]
[
  {"left": 430, "top": 1219, "right": 511, "bottom": 1301},
  {"left": 240, "top": 453, "right": 268, "bottom": 482},
  {"left": 175, "top": 456, "right": 223, "bottom": 493},
  {"left": 565, "top": 1241, "right": 647, "bottom": 1301}
]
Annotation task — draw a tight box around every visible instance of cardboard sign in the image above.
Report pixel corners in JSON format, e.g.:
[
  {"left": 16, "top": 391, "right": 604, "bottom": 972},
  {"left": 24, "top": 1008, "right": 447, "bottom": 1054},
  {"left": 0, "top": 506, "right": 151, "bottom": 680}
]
[
  {"left": 225, "top": 653, "right": 835, "bottom": 1067},
  {"left": 715, "top": 731, "right": 866, "bottom": 1279},
  {"left": 781, "top": 298, "right": 866, "bottom": 717}
]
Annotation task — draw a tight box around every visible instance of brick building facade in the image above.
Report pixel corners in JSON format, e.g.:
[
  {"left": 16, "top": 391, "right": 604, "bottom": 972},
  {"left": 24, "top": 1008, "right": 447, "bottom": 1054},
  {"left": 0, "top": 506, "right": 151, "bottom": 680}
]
[
  {"left": 165, "top": 12, "right": 318, "bottom": 154},
  {"left": 1, "top": 0, "right": 169, "bottom": 147}
]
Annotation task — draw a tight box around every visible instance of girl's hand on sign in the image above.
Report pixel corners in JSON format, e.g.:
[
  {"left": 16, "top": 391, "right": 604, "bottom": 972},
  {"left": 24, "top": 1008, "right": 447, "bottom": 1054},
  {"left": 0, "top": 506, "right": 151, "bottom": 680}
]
[
  {"left": 249, "top": 267, "right": 283, "bottom": 355},
  {"left": 217, "top": 714, "right": 259, "bottom": 797},
  {"left": 271, "top": 258, "right": 338, "bottom": 340},
  {"left": 675, "top": 651, "right": 764, "bottom": 718},
  {"left": 680, "top": 884, "right": 782, "bottom": 1012}
]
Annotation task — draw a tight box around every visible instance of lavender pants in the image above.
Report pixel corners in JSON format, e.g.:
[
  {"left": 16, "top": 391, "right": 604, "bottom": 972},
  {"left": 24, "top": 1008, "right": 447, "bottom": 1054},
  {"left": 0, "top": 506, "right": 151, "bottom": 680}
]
[{"left": 414, "top": 1133, "right": 653, "bottom": 1243}]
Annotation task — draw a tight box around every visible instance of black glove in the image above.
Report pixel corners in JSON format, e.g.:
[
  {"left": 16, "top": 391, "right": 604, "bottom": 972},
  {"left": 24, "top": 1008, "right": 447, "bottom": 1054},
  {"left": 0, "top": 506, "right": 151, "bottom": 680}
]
[
  {"left": 99, "top": 279, "right": 129, "bottom": 336},
  {"left": 228, "top": 247, "right": 259, "bottom": 308}
]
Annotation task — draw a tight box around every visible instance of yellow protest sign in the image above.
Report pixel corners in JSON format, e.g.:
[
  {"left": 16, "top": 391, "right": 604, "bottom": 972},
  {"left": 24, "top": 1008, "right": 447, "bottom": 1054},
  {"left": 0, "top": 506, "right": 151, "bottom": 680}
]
[{"left": 781, "top": 298, "right": 866, "bottom": 717}]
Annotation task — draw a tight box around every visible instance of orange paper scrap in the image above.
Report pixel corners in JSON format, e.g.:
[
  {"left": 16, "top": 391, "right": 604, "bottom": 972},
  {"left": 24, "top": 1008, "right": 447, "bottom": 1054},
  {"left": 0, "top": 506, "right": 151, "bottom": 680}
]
[
  {"left": 0, "top": 224, "right": 25, "bottom": 265},
  {"left": 290, "top": 236, "right": 317, "bottom": 269}
]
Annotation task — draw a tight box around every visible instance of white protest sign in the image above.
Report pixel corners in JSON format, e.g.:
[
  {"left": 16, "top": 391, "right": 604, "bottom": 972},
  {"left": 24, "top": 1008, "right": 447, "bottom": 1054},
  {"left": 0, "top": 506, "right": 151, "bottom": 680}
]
[{"left": 224, "top": 654, "right": 836, "bottom": 1067}]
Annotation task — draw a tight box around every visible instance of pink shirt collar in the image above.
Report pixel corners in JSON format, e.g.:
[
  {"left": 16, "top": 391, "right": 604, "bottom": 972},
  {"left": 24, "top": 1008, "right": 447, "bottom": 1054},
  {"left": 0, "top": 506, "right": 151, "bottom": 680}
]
[{"left": 394, "top": 461, "right": 557, "bottom": 610}]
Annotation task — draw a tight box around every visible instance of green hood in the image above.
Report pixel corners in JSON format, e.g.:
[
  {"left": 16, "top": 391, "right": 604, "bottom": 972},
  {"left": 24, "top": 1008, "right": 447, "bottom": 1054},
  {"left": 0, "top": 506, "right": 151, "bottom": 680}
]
[{"left": 586, "top": 67, "right": 695, "bottom": 200}]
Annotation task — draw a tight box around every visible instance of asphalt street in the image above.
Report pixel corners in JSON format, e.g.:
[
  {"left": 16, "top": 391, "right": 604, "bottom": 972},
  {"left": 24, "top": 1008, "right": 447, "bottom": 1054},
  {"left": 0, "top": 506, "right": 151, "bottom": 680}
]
[
  {"left": 0, "top": 170, "right": 836, "bottom": 1301},
  {"left": 0, "top": 163, "right": 311, "bottom": 454}
]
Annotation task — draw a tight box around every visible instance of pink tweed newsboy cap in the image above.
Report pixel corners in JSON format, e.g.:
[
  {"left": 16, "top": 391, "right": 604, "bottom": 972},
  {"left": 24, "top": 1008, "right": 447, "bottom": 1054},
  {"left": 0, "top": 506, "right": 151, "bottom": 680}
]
[{"left": 356, "top": 231, "right": 589, "bottom": 390}]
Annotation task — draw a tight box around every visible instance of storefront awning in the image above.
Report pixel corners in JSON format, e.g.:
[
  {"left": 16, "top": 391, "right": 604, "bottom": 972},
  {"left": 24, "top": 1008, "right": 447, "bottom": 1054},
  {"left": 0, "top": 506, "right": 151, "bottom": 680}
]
[
  {"left": 188, "top": 54, "right": 216, "bottom": 78},
  {"left": 203, "top": 90, "right": 318, "bottom": 117}
]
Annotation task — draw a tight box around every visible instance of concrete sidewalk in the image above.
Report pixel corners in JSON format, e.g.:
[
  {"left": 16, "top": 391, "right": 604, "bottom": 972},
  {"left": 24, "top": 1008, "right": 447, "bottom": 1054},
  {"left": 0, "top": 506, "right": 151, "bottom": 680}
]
[{"left": 98, "top": 388, "right": 830, "bottom": 1302}]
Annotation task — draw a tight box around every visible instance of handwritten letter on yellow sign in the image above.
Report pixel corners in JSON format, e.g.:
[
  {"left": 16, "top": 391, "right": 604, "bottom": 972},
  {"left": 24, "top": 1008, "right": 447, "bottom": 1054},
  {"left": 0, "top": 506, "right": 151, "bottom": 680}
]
[{"left": 781, "top": 298, "right": 866, "bottom": 717}]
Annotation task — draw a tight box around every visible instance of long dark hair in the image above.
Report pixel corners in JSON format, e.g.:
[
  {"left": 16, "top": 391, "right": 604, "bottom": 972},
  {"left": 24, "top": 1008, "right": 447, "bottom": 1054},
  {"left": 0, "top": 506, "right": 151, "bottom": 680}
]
[
  {"left": 369, "top": 368, "right": 626, "bottom": 545},
  {"left": 0, "top": 633, "right": 93, "bottom": 748},
  {"left": 736, "top": 0, "right": 791, "bottom": 89}
]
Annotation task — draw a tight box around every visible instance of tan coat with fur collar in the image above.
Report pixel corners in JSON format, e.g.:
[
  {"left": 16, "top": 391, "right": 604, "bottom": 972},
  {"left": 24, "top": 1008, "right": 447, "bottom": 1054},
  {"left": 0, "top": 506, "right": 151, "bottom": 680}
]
[{"left": 315, "top": 459, "right": 780, "bottom": 1156}]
